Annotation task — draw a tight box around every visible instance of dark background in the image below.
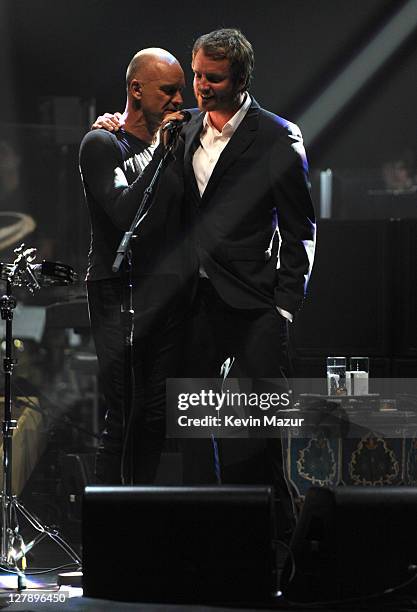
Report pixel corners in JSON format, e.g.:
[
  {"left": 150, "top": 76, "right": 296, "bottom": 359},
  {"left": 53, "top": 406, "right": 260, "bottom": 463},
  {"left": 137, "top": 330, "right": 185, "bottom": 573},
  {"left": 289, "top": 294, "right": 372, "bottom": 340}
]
[{"left": 1, "top": 0, "right": 416, "bottom": 169}]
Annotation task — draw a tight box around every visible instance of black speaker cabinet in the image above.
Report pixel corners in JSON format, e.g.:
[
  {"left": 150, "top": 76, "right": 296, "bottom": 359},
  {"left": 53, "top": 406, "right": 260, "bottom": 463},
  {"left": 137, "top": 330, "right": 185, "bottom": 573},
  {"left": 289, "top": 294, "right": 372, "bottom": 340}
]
[
  {"left": 395, "top": 220, "right": 417, "bottom": 356},
  {"left": 293, "top": 220, "right": 395, "bottom": 357},
  {"left": 281, "top": 486, "right": 417, "bottom": 602},
  {"left": 83, "top": 486, "right": 277, "bottom": 605}
]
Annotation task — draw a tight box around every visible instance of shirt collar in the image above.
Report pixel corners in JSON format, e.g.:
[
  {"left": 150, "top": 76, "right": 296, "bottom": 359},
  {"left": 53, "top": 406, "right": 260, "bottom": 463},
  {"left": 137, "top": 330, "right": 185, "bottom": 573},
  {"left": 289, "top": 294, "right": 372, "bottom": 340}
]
[{"left": 202, "top": 92, "right": 251, "bottom": 137}]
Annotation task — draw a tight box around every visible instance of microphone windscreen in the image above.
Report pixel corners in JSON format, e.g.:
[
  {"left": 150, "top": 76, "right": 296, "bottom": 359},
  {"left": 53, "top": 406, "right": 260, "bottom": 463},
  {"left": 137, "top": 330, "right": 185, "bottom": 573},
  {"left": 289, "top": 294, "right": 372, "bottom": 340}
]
[{"left": 180, "top": 110, "right": 192, "bottom": 123}]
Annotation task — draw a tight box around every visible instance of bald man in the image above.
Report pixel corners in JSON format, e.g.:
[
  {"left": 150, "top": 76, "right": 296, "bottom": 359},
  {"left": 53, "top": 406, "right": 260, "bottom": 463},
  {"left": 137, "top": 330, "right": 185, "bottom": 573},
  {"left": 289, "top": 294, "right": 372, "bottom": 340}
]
[{"left": 79, "top": 49, "right": 196, "bottom": 484}]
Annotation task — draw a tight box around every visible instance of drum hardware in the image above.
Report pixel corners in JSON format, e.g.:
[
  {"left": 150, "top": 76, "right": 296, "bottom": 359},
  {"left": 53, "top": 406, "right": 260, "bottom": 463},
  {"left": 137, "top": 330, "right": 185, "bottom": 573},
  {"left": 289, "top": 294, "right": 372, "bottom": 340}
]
[{"left": 0, "top": 244, "right": 81, "bottom": 588}]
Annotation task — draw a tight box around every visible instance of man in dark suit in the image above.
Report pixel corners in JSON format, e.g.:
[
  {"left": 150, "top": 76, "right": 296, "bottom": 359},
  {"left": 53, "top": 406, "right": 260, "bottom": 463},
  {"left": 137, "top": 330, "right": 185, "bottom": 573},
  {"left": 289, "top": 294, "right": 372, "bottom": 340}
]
[{"left": 182, "top": 29, "right": 316, "bottom": 529}]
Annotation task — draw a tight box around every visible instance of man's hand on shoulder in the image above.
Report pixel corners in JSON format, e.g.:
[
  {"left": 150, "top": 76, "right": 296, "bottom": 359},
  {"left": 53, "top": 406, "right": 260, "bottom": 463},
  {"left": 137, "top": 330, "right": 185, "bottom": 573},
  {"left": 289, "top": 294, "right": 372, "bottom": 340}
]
[{"left": 91, "top": 112, "right": 124, "bottom": 132}]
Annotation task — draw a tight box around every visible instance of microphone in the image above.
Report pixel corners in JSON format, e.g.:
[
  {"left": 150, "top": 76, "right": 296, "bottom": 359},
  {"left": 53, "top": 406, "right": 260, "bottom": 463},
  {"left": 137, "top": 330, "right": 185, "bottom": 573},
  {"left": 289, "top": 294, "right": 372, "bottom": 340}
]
[{"left": 162, "top": 110, "right": 191, "bottom": 132}]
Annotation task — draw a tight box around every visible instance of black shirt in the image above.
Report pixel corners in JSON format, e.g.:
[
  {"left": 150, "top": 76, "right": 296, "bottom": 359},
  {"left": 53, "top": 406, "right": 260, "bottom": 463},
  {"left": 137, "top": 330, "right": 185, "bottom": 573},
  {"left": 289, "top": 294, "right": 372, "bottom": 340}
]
[{"left": 79, "top": 128, "right": 188, "bottom": 283}]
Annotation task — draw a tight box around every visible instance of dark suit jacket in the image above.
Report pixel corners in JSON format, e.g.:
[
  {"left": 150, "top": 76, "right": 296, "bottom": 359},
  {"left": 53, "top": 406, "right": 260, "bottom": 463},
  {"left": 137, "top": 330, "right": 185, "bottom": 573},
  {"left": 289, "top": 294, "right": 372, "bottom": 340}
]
[{"left": 183, "top": 97, "right": 316, "bottom": 315}]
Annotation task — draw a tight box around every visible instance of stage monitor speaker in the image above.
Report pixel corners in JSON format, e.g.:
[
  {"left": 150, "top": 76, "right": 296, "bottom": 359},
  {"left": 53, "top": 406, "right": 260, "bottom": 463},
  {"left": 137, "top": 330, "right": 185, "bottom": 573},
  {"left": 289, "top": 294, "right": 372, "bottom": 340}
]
[
  {"left": 82, "top": 486, "right": 277, "bottom": 605},
  {"left": 281, "top": 486, "right": 417, "bottom": 602}
]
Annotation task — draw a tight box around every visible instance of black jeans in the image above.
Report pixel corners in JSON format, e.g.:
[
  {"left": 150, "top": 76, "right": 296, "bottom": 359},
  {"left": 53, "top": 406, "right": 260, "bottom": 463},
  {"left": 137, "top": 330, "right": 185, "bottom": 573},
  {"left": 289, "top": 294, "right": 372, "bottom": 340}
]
[
  {"left": 182, "top": 278, "right": 295, "bottom": 533},
  {"left": 88, "top": 276, "right": 186, "bottom": 484}
]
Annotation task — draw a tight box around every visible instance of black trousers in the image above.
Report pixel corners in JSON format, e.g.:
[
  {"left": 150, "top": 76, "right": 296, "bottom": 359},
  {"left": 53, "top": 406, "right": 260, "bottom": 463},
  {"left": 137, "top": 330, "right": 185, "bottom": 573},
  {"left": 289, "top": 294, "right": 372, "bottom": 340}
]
[
  {"left": 182, "top": 278, "right": 295, "bottom": 532},
  {"left": 88, "top": 276, "right": 186, "bottom": 484}
]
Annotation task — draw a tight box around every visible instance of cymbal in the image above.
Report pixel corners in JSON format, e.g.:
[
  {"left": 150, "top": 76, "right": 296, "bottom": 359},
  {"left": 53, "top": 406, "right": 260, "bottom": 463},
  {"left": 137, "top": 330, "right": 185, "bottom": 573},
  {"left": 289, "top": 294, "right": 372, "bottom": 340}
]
[{"left": 0, "top": 211, "right": 36, "bottom": 251}]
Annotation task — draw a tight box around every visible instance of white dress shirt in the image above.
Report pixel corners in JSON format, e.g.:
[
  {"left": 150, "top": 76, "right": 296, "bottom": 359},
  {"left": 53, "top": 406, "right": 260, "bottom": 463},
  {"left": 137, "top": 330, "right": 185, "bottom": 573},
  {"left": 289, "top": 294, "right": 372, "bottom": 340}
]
[{"left": 193, "top": 93, "right": 251, "bottom": 196}]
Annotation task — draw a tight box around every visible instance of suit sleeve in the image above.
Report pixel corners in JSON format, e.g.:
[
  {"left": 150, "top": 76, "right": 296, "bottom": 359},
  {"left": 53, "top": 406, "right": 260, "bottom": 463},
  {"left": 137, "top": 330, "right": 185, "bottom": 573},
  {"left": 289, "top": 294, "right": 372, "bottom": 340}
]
[
  {"left": 79, "top": 129, "right": 165, "bottom": 231},
  {"left": 269, "top": 123, "right": 316, "bottom": 314}
]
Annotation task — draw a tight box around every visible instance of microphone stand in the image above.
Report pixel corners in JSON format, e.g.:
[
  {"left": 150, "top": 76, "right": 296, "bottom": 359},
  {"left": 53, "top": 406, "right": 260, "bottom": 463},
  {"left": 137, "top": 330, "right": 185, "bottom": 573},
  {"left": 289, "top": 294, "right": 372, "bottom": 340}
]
[{"left": 112, "top": 135, "right": 178, "bottom": 484}]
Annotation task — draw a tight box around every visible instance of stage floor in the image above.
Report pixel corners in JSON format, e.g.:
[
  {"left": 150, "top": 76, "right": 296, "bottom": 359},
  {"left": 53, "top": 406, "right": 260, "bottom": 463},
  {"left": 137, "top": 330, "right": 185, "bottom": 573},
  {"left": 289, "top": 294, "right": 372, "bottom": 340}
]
[{"left": 0, "top": 539, "right": 416, "bottom": 612}]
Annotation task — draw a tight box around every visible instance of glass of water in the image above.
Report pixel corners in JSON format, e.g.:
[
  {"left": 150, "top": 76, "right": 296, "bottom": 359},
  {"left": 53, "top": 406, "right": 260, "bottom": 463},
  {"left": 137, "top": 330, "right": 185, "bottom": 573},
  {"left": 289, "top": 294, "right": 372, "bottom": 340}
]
[{"left": 326, "top": 356, "right": 347, "bottom": 395}]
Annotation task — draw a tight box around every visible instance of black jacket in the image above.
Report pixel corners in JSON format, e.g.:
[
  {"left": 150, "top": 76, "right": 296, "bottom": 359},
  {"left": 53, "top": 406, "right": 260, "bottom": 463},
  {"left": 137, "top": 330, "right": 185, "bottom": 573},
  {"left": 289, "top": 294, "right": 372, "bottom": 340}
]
[{"left": 183, "top": 97, "right": 316, "bottom": 314}]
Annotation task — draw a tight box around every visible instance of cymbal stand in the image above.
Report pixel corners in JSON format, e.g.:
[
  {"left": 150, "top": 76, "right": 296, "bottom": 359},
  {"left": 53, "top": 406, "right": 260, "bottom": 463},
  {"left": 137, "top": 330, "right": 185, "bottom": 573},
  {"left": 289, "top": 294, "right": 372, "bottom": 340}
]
[{"left": 0, "top": 246, "right": 81, "bottom": 588}]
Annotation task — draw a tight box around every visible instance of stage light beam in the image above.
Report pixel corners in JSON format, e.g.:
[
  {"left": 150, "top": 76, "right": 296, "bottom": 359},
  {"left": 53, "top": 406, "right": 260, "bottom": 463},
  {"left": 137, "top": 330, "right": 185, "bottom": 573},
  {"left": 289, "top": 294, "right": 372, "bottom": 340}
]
[{"left": 298, "top": 0, "right": 417, "bottom": 146}]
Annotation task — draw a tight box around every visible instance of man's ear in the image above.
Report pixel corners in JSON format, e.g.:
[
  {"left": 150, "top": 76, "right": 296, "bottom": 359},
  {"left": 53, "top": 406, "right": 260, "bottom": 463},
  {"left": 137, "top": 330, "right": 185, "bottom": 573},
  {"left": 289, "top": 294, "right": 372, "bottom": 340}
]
[{"left": 130, "top": 79, "right": 142, "bottom": 100}]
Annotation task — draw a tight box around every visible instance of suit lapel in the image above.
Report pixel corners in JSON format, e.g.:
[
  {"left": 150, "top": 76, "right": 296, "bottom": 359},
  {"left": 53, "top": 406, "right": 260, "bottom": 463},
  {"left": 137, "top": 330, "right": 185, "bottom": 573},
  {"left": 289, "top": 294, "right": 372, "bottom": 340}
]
[
  {"left": 184, "top": 98, "right": 260, "bottom": 206},
  {"left": 201, "top": 98, "right": 259, "bottom": 204},
  {"left": 184, "top": 113, "right": 204, "bottom": 205}
]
